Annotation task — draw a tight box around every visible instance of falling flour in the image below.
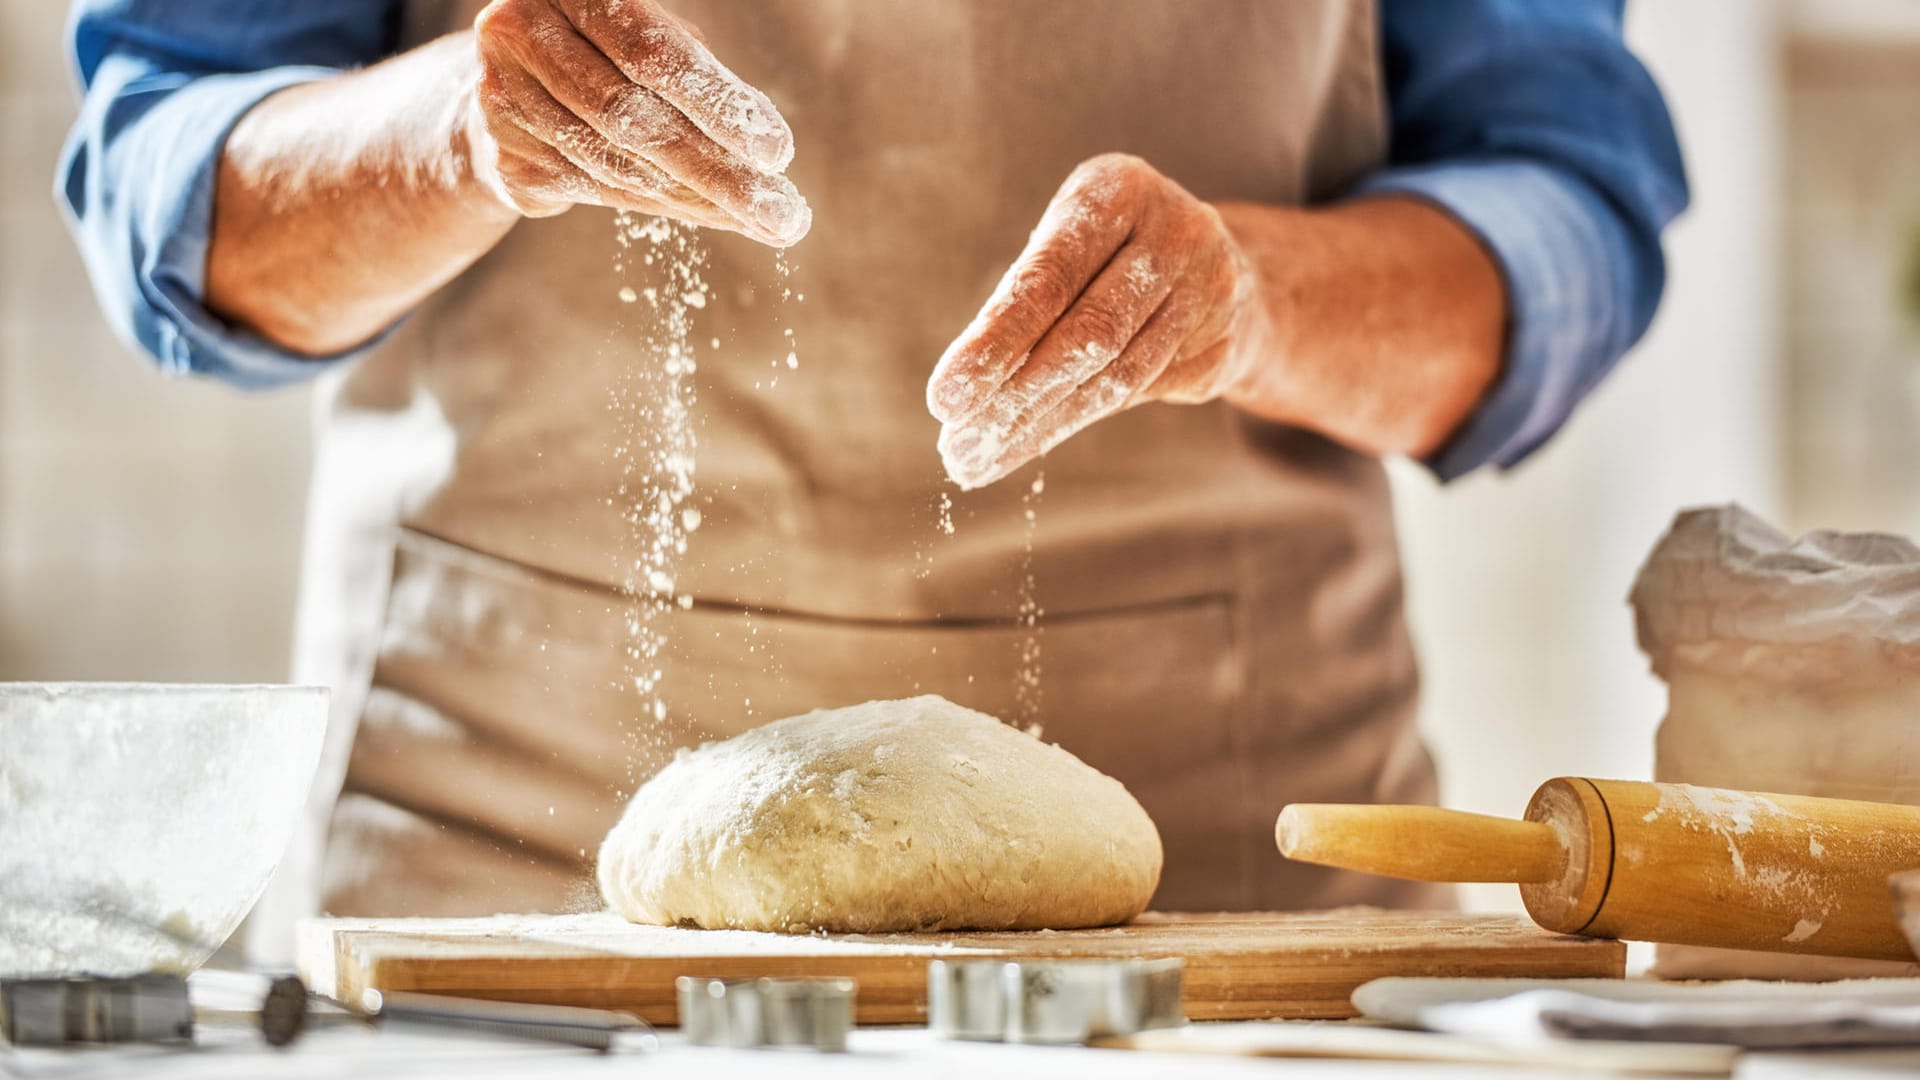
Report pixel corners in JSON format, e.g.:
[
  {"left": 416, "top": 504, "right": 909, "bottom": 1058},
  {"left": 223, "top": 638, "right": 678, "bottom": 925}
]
[
  {"left": 752, "top": 252, "right": 802, "bottom": 391},
  {"left": 608, "top": 212, "right": 708, "bottom": 784},
  {"left": 750, "top": 252, "right": 805, "bottom": 700},
  {"left": 1015, "top": 470, "right": 1045, "bottom": 735}
]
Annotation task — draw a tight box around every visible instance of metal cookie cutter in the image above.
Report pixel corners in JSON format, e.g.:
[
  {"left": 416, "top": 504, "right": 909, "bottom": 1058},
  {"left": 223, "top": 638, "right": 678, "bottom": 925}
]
[
  {"left": 1, "top": 974, "right": 194, "bottom": 1047},
  {"left": 675, "top": 976, "right": 855, "bottom": 1052},
  {"left": 0, "top": 974, "right": 656, "bottom": 1052},
  {"left": 927, "top": 957, "right": 1185, "bottom": 1045}
]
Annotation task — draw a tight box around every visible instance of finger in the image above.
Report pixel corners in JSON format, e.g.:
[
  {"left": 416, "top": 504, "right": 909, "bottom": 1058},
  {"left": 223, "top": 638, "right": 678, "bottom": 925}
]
[
  {"left": 1140, "top": 261, "right": 1248, "bottom": 403},
  {"left": 466, "top": 104, "right": 571, "bottom": 217},
  {"left": 477, "top": 8, "right": 737, "bottom": 217},
  {"left": 927, "top": 160, "right": 1140, "bottom": 425},
  {"left": 1029, "top": 292, "right": 1204, "bottom": 443},
  {"left": 506, "top": 18, "right": 806, "bottom": 244},
  {"left": 495, "top": 111, "right": 747, "bottom": 234},
  {"left": 502, "top": 12, "right": 809, "bottom": 245},
  {"left": 946, "top": 240, "right": 1177, "bottom": 435},
  {"left": 941, "top": 293, "right": 1202, "bottom": 490},
  {"left": 495, "top": 124, "right": 744, "bottom": 230},
  {"left": 487, "top": 59, "right": 762, "bottom": 237},
  {"left": 564, "top": 0, "right": 795, "bottom": 172}
]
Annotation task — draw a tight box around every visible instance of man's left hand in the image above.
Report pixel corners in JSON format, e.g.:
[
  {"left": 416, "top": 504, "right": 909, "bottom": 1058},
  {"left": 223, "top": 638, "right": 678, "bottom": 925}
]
[{"left": 927, "top": 153, "right": 1267, "bottom": 490}]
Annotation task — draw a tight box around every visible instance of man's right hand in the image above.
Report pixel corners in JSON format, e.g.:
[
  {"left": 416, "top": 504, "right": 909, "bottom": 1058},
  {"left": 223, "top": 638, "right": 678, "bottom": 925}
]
[{"left": 464, "top": 0, "right": 809, "bottom": 247}]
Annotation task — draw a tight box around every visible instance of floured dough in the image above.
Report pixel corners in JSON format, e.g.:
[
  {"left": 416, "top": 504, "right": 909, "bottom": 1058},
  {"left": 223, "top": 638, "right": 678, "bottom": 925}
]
[{"left": 596, "top": 695, "right": 1163, "bottom": 933}]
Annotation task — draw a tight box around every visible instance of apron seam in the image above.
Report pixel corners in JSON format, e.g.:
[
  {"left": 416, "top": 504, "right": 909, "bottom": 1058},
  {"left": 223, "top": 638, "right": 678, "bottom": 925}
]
[{"left": 398, "top": 523, "right": 1242, "bottom": 630}]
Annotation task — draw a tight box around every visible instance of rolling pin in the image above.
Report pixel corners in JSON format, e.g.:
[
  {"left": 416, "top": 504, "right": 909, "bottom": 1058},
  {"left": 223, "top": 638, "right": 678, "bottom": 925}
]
[{"left": 1277, "top": 778, "right": 1920, "bottom": 962}]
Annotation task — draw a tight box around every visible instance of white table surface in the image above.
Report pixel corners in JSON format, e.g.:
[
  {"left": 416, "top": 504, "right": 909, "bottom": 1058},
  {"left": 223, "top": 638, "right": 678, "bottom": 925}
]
[
  {"left": 7, "top": 1021, "right": 1920, "bottom": 1079},
  {"left": 6, "top": 971, "right": 1920, "bottom": 1078}
]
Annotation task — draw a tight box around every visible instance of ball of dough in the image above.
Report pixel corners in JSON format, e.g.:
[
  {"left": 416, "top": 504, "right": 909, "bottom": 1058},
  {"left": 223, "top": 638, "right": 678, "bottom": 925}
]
[{"left": 596, "top": 695, "right": 1163, "bottom": 933}]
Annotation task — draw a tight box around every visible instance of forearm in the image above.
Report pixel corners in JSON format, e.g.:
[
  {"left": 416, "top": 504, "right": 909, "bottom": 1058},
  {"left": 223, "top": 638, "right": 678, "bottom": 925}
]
[
  {"left": 206, "top": 33, "right": 517, "bottom": 356},
  {"left": 1221, "top": 196, "right": 1506, "bottom": 460}
]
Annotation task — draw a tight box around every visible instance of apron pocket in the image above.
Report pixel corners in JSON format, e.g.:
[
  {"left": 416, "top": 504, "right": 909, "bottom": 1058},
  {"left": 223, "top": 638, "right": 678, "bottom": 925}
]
[{"left": 359, "top": 527, "right": 1249, "bottom": 909}]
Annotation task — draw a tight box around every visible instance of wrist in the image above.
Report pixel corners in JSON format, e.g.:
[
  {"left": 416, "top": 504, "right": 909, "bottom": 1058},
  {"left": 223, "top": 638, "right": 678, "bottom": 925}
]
[
  {"left": 1211, "top": 202, "right": 1304, "bottom": 422},
  {"left": 1212, "top": 197, "right": 1506, "bottom": 458},
  {"left": 207, "top": 32, "right": 527, "bottom": 355},
  {"left": 433, "top": 33, "right": 526, "bottom": 227}
]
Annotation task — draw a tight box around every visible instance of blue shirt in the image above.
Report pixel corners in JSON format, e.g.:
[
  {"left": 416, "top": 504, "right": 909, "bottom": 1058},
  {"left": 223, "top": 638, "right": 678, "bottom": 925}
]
[{"left": 58, "top": 0, "right": 1687, "bottom": 480}]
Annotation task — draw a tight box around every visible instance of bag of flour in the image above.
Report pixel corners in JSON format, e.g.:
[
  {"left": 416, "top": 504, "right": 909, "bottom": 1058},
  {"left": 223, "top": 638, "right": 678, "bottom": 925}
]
[{"left": 1632, "top": 505, "right": 1920, "bottom": 978}]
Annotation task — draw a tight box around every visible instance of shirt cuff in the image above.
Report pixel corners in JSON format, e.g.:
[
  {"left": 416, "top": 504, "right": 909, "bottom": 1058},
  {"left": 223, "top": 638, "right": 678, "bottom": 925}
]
[
  {"left": 118, "top": 67, "right": 392, "bottom": 388},
  {"left": 1351, "top": 158, "right": 1636, "bottom": 481}
]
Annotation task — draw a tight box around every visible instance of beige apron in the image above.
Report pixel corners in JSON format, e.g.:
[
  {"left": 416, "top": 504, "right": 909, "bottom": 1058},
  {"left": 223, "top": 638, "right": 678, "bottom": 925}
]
[{"left": 264, "top": 0, "right": 1445, "bottom": 948}]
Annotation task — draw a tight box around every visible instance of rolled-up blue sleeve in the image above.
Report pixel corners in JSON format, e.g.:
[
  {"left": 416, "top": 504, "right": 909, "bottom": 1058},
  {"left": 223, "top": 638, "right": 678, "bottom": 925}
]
[
  {"left": 1356, "top": 0, "right": 1689, "bottom": 480},
  {"left": 58, "top": 2, "right": 400, "bottom": 388}
]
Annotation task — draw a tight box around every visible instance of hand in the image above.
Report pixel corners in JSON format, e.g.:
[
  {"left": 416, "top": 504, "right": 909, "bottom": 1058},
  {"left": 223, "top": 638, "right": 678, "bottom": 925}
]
[
  {"left": 927, "top": 154, "right": 1267, "bottom": 489},
  {"left": 463, "top": 0, "right": 809, "bottom": 245}
]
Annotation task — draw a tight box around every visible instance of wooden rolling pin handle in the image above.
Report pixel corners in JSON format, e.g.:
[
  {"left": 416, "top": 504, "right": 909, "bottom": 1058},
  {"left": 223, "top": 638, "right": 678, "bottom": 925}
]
[{"left": 1276, "top": 804, "right": 1568, "bottom": 884}]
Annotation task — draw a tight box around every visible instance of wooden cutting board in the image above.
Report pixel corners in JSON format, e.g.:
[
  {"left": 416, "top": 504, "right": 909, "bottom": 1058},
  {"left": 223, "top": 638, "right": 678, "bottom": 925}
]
[{"left": 298, "top": 910, "right": 1624, "bottom": 1024}]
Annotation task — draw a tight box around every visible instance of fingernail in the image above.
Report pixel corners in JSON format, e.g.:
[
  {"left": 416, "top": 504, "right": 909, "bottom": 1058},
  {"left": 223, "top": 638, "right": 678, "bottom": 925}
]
[
  {"left": 928, "top": 342, "right": 992, "bottom": 423},
  {"left": 931, "top": 378, "right": 973, "bottom": 424},
  {"left": 731, "top": 91, "right": 794, "bottom": 172},
  {"left": 942, "top": 427, "right": 982, "bottom": 462},
  {"left": 750, "top": 129, "right": 793, "bottom": 173},
  {"left": 942, "top": 448, "right": 1001, "bottom": 491},
  {"left": 752, "top": 187, "right": 810, "bottom": 244},
  {"left": 941, "top": 447, "right": 988, "bottom": 490}
]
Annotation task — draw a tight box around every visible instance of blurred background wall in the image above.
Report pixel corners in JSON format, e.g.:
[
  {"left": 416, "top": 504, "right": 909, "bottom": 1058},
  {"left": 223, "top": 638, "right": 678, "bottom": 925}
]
[
  {"left": 1395, "top": 0, "right": 1788, "bottom": 910},
  {"left": 1, "top": 0, "right": 311, "bottom": 682},
  {"left": 3, "top": 1, "right": 1918, "bottom": 911},
  {"left": 1399, "top": 0, "right": 1920, "bottom": 910}
]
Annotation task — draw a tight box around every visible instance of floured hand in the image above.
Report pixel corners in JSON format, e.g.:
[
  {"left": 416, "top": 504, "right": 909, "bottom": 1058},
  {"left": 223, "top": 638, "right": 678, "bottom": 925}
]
[
  {"left": 463, "top": 0, "right": 809, "bottom": 245},
  {"left": 927, "top": 154, "right": 1268, "bottom": 489}
]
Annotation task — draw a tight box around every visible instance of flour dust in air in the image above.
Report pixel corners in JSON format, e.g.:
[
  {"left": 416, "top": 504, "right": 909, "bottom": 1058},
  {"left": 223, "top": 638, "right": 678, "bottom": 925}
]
[
  {"left": 1016, "top": 469, "right": 1045, "bottom": 737},
  {"left": 736, "top": 249, "right": 806, "bottom": 704},
  {"left": 753, "top": 251, "right": 803, "bottom": 391},
  {"left": 608, "top": 212, "right": 709, "bottom": 786},
  {"left": 915, "top": 489, "right": 956, "bottom": 581}
]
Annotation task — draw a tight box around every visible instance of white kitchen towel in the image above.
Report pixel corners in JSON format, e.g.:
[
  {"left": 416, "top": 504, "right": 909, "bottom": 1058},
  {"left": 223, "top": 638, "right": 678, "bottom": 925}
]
[{"left": 1354, "top": 977, "right": 1920, "bottom": 1048}]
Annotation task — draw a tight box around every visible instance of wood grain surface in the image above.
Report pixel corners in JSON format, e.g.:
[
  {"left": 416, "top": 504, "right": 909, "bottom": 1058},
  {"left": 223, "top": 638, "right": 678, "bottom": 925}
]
[
  {"left": 1565, "top": 780, "right": 1920, "bottom": 961},
  {"left": 298, "top": 909, "right": 1626, "bottom": 1024},
  {"left": 1276, "top": 780, "right": 1920, "bottom": 962}
]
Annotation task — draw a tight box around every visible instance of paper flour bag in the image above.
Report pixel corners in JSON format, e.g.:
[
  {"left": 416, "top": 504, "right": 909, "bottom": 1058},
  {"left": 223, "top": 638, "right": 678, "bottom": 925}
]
[{"left": 1632, "top": 505, "right": 1920, "bottom": 978}]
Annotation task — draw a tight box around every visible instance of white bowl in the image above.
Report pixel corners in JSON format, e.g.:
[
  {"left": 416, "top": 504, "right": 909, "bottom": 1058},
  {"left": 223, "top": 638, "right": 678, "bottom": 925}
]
[{"left": 0, "top": 683, "right": 327, "bottom": 976}]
